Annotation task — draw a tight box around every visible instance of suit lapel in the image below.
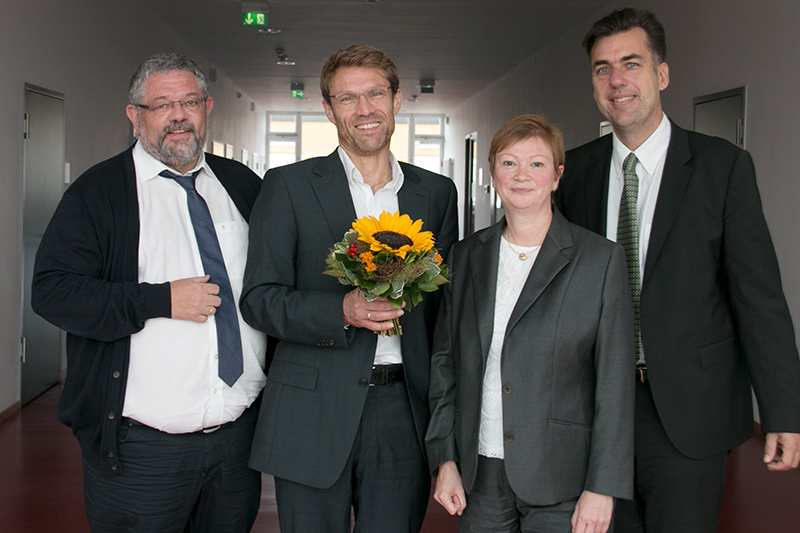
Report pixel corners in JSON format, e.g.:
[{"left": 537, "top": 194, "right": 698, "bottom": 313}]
[
  {"left": 507, "top": 209, "right": 572, "bottom": 334},
  {"left": 398, "top": 163, "right": 428, "bottom": 224},
  {"left": 642, "top": 123, "right": 692, "bottom": 291},
  {"left": 470, "top": 222, "right": 502, "bottom": 363},
  {"left": 310, "top": 151, "right": 358, "bottom": 241},
  {"left": 585, "top": 137, "right": 613, "bottom": 235}
]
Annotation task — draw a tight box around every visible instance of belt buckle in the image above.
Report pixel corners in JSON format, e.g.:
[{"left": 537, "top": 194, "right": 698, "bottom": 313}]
[
  {"left": 369, "top": 365, "right": 385, "bottom": 387},
  {"left": 202, "top": 424, "right": 222, "bottom": 434},
  {"left": 636, "top": 366, "right": 647, "bottom": 383}
]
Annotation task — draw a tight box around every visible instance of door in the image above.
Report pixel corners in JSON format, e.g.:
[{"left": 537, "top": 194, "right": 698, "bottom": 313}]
[
  {"left": 693, "top": 87, "right": 746, "bottom": 148},
  {"left": 464, "top": 133, "right": 477, "bottom": 237},
  {"left": 22, "top": 85, "right": 65, "bottom": 404}
]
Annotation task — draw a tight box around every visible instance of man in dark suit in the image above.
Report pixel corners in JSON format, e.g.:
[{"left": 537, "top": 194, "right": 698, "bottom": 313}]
[
  {"left": 32, "top": 53, "right": 266, "bottom": 532},
  {"left": 240, "top": 45, "right": 458, "bottom": 532},
  {"left": 555, "top": 8, "right": 800, "bottom": 532}
]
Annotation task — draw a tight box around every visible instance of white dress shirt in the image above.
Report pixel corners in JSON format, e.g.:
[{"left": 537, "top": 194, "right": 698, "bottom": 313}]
[
  {"left": 605, "top": 113, "right": 671, "bottom": 280},
  {"left": 605, "top": 113, "right": 671, "bottom": 365},
  {"left": 123, "top": 142, "right": 267, "bottom": 433},
  {"left": 338, "top": 147, "right": 404, "bottom": 366},
  {"left": 478, "top": 236, "right": 540, "bottom": 459}
]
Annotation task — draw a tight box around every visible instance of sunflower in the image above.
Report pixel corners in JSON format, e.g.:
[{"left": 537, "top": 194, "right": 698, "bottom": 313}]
[{"left": 351, "top": 211, "right": 434, "bottom": 259}]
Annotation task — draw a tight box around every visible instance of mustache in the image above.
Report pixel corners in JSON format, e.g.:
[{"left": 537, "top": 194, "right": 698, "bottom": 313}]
[{"left": 160, "top": 120, "right": 196, "bottom": 139}]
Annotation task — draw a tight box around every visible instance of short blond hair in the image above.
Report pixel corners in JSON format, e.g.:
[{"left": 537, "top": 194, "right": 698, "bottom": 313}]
[{"left": 320, "top": 45, "right": 399, "bottom": 104}]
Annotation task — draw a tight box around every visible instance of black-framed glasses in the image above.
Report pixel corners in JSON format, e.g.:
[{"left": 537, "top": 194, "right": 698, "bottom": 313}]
[
  {"left": 136, "top": 98, "right": 207, "bottom": 115},
  {"left": 329, "top": 87, "right": 391, "bottom": 107}
]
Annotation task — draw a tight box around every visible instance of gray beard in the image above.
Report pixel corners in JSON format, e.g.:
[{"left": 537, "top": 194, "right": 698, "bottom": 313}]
[{"left": 140, "top": 121, "right": 206, "bottom": 171}]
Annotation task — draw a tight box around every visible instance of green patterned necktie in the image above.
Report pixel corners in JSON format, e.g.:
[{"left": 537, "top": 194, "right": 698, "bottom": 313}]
[{"left": 618, "top": 153, "right": 642, "bottom": 364}]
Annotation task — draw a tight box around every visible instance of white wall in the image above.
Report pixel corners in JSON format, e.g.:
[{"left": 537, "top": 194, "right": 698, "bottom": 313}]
[
  {"left": 0, "top": 0, "right": 267, "bottom": 414},
  {"left": 445, "top": 0, "right": 800, "bottom": 334}
]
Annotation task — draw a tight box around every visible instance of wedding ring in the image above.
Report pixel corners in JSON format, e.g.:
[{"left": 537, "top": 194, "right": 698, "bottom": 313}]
[
  {"left": 368, "top": 311, "right": 372, "bottom": 321},
  {"left": 209, "top": 307, "right": 214, "bottom": 315}
]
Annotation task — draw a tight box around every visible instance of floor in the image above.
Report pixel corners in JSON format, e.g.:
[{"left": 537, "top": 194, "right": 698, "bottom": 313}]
[{"left": 1, "top": 385, "right": 798, "bottom": 532}]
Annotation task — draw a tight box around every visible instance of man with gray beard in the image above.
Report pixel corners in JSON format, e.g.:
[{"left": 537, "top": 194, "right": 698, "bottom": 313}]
[{"left": 31, "top": 53, "right": 266, "bottom": 533}]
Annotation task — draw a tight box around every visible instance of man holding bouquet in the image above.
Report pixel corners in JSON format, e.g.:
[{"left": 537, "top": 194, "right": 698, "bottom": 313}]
[{"left": 240, "top": 44, "right": 458, "bottom": 532}]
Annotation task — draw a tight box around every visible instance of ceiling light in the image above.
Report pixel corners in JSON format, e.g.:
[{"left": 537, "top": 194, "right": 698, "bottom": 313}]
[
  {"left": 418, "top": 79, "right": 435, "bottom": 94},
  {"left": 276, "top": 47, "right": 295, "bottom": 66},
  {"left": 258, "top": 28, "right": 281, "bottom": 34}
]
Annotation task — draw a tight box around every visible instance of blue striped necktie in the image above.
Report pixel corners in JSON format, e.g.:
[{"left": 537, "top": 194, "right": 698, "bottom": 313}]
[
  {"left": 618, "top": 153, "right": 643, "bottom": 364},
  {"left": 160, "top": 169, "right": 243, "bottom": 386}
]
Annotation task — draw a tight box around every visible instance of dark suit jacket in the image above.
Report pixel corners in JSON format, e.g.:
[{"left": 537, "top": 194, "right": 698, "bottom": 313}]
[
  {"left": 425, "top": 209, "right": 635, "bottom": 505},
  {"left": 240, "top": 150, "right": 458, "bottom": 488},
  {"left": 31, "top": 145, "right": 262, "bottom": 474},
  {"left": 555, "top": 121, "right": 800, "bottom": 459}
]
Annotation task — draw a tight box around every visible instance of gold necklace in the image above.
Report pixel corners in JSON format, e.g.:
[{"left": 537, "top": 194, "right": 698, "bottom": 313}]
[{"left": 505, "top": 238, "right": 540, "bottom": 261}]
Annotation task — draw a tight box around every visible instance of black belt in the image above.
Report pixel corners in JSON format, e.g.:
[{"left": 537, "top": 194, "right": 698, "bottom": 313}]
[
  {"left": 370, "top": 364, "right": 405, "bottom": 386},
  {"left": 636, "top": 365, "right": 648, "bottom": 383},
  {"left": 121, "top": 417, "right": 232, "bottom": 434}
]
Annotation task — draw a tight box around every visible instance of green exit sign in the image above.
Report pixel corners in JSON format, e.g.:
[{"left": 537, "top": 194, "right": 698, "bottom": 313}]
[
  {"left": 242, "top": 13, "right": 266, "bottom": 25},
  {"left": 291, "top": 90, "right": 304, "bottom": 99}
]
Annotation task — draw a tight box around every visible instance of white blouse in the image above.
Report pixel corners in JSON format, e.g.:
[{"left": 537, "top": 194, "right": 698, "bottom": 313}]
[{"left": 478, "top": 235, "right": 541, "bottom": 458}]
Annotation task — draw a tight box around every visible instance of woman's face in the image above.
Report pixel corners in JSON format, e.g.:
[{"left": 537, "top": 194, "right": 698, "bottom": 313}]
[{"left": 492, "top": 136, "right": 563, "bottom": 216}]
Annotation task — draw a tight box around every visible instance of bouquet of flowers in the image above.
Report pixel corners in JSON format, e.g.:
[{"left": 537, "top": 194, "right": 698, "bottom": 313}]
[{"left": 323, "top": 211, "right": 449, "bottom": 336}]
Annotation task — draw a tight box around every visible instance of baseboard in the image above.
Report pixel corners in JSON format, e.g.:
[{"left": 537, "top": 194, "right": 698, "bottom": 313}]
[{"left": 0, "top": 401, "right": 21, "bottom": 425}]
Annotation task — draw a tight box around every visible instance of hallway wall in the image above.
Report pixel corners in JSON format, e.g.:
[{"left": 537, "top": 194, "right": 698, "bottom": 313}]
[
  {"left": 445, "top": 0, "right": 800, "bottom": 355},
  {"left": 0, "top": 1, "right": 267, "bottom": 414}
]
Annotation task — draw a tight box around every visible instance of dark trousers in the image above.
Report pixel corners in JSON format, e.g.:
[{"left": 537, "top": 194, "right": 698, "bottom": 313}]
[
  {"left": 274, "top": 382, "right": 430, "bottom": 532},
  {"left": 457, "top": 456, "right": 579, "bottom": 533},
  {"left": 82, "top": 408, "right": 261, "bottom": 533},
  {"left": 614, "top": 381, "right": 727, "bottom": 533}
]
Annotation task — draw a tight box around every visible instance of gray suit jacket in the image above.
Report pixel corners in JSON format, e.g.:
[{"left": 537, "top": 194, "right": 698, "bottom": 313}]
[
  {"left": 241, "top": 150, "right": 458, "bottom": 488},
  {"left": 426, "top": 209, "right": 635, "bottom": 505},
  {"left": 556, "top": 122, "right": 800, "bottom": 458}
]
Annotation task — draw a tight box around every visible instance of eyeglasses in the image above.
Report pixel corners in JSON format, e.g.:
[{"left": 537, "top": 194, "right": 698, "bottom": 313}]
[
  {"left": 329, "top": 87, "right": 392, "bottom": 107},
  {"left": 136, "top": 98, "right": 207, "bottom": 115}
]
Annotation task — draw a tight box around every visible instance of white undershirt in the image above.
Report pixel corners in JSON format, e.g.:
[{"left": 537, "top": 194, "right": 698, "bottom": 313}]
[
  {"left": 123, "top": 142, "right": 267, "bottom": 433},
  {"left": 478, "top": 235, "right": 541, "bottom": 458},
  {"left": 339, "top": 147, "right": 405, "bottom": 366}
]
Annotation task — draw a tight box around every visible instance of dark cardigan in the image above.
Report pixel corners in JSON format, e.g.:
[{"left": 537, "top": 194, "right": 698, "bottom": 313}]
[{"left": 31, "top": 145, "right": 262, "bottom": 474}]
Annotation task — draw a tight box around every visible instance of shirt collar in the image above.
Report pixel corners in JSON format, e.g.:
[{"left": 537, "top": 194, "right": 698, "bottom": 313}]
[
  {"left": 611, "top": 113, "right": 671, "bottom": 177},
  {"left": 133, "top": 140, "right": 208, "bottom": 183},
  {"left": 337, "top": 146, "right": 404, "bottom": 193}
]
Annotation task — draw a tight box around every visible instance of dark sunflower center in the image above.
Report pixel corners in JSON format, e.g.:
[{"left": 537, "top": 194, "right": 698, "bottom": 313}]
[{"left": 373, "top": 231, "right": 413, "bottom": 249}]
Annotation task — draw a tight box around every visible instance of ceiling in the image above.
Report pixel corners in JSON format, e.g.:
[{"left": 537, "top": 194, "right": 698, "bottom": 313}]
[{"left": 136, "top": 0, "right": 609, "bottom": 114}]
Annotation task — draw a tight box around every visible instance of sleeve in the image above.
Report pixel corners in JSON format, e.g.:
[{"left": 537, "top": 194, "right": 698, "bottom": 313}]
[
  {"left": 31, "top": 192, "right": 171, "bottom": 343},
  {"left": 583, "top": 243, "right": 635, "bottom": 499},
  {"left": 239, "top": 168, "right": 351, "bottom": 347},
  {"left": 435, "top": 179, "right": 459, "bottom": 258},
  {"left": 425, "top": 247, "right": 460, "bottom": 475},
  {"left": 721, "top": 149, "right": 800, "bottom": 432}
]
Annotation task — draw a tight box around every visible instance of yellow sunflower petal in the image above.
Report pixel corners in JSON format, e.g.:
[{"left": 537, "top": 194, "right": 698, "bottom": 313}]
[{"left": 352, "top": 211, "right": 435, "bottom": 257}]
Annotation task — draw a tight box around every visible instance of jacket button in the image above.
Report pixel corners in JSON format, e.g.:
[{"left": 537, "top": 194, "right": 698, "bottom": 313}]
[
  {"left": 107, "top": 412, "right": 116, "bottom": 420},
  {"left": 112, "top": 371, "right": 120, "bottom": 379},
  {"left": 502, "top": 384, "right": 512, "bottom": 394},
  {"left": 108, "top": 451, "right": 115, "bottom": 458},
  {"left": 110, "top": 464, "right": 119, "bottom": 471},
  {"left": 359, "top": 378, "right": 369, "bottom": 387},
  {"left": 504, "top": 432, "right": 514, "bottom": 441}
]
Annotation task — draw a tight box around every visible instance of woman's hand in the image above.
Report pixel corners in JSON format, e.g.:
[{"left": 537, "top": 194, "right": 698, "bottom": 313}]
[
  {"left": 433, "top": 461, "right": 467, "bottom": 516},
  {"left": 571, "top": 490, "right": 613, "bottom": 533}
]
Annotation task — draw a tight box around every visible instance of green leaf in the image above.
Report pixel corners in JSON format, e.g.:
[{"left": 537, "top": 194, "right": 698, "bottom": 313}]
[
  {"left": 419, "top": 281, "right": 438, "bottom": 292},
  {"left": 411, "top": 290, "right": 423, "bottom": 307},
  {"left": 431, "top": 274, "right": 449, "bottom": 286},
  {"left": 373, "top": 282, "right": 391, "bottom": 295}
]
